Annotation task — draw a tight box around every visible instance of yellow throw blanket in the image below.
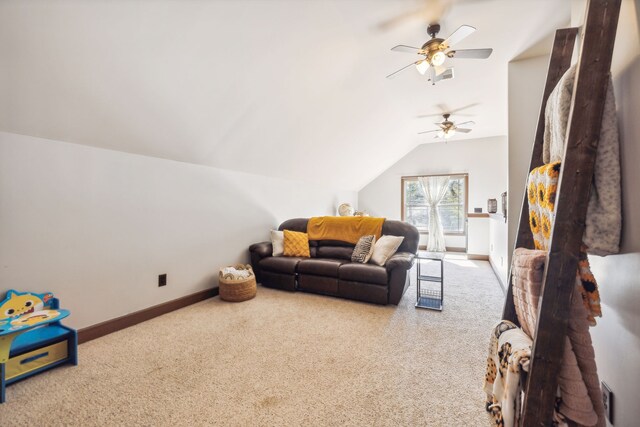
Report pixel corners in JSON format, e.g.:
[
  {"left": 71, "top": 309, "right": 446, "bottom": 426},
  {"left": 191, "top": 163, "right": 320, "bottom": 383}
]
[
  {"left": 527, "top": 162, "right": 601, "bottom": 326},
  {"left": 307, "top": 216, "right": 384, "bottom": 244}
]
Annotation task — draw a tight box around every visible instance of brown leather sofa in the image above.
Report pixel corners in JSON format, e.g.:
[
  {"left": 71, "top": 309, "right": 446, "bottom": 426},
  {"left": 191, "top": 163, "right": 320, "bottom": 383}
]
[{"left": 249, "top": 218, "right": 419, "bottom": 305}]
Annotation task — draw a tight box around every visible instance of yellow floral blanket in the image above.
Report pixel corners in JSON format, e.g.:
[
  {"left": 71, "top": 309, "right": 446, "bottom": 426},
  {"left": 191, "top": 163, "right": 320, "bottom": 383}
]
[
  {"left": 527, "top": 162, "right": 601, "bottom": 325},
  {"left": 307, "top": 216, "right": 384, "bottom": 244}
]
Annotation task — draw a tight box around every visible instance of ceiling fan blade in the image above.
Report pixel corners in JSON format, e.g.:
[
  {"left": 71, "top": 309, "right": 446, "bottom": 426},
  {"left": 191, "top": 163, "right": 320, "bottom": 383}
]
[
  {"left": 456, "top": 128, "right": 473, "bottom": 133},
  {"left": 417, "top": 102, "right": 478, "bottom": 118},
  {"left": 391, "top": 45, "right": 423, "bottom": 54},
  {"left": 448, "top": 48, "right": 493, "bottom": 59},
  {"left": 417, "top": 112, "right": 446, "bottom": 118},
  {"left": 428, "top": 66, "right": 436, "bottom": 85},
  {"left": 442, "top": 24, "right": 476, "bottom": 49},
  {"left": 448, "top": 103, "right": 479, "bottom": 115},
  {"left": 376, "top": 7, "right": 432, "bottom": 32},
  {"left": 455, "top": 121, "right": 475, "bottom": 127},
  {"left": 418, "top": 129, "right": 440, "bottom": 135},
  {"left": 434, "top": 67, "right": 454, "bottom": 82},
  {"left": 386, "top": 61, "right": 419, "bottom": 79},
  {"left": 376, "top": 0, "right": 452, "bottom": 32}
]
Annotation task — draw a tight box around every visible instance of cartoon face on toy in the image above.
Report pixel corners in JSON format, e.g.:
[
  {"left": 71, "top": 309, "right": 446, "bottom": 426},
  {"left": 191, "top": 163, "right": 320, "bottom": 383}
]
[
  {"left": 0, "top": 291, "right": 47, "bottom": 319},
  {"left": 10, "top": 310, "right": 61, "bottom": 327}
]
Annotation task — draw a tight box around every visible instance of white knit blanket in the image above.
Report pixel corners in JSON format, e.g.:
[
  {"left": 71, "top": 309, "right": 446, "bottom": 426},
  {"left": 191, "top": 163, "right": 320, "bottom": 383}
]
[
  {"left": 543, "top": 64, "right": 621, "bottom": 256},
  {"left": 220, "top": 267, "right": 251, "bottom": 280}
]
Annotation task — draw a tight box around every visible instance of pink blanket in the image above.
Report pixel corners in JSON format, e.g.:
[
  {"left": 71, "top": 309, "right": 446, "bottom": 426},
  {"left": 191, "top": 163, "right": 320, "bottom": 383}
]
[{"left": 512, "top": 248, "right": 605, "bottom": 427}]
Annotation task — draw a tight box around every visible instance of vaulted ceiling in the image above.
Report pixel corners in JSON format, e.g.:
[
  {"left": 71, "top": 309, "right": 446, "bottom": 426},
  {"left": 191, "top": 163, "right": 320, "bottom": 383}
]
[{"left": 0, "top": 0, "right": 569, "bottom": 190}]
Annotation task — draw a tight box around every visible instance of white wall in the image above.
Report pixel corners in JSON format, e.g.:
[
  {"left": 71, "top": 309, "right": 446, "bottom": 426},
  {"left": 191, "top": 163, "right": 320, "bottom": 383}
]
[
  {"left": 572, "top": 2, "right": 640, "bottom": 426},
  {"left": 468, "top": 216, "right": 489, "bottom": 255},
  {"left": 507, "top": 54, "right": 549, "bottom": 265},
  {"left": 0, "top": 132, "right": 356, "bottom": 329},
  {"left": 358, "top": 136, "right": 508, "bottom": 254},
  {"left": 489, "top": 217, "right": 508, "bottom": 287}
]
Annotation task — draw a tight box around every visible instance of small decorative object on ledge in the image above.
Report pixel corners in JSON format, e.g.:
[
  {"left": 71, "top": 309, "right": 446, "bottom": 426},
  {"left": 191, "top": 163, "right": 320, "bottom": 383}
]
[
  {"left": 487, "top": 198, "right": 498, "bottom": 213},
  {"left": 219, "top": 264, "right": 257, "bottom": 302},
  {"left": 474, "top": 207, "right": 483, "bottom": 213},
  {"left": 337, "top": 203, "right": 355, "bottom": 216},
  {"left": 354, "top": 210, "right": 370, "bottom": 217}
]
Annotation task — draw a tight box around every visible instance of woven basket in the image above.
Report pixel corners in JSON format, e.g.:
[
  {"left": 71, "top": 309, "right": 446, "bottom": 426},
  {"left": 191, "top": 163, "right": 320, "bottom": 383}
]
[{"left": 219, "top": 264, "right": 257, "bottom": 302}]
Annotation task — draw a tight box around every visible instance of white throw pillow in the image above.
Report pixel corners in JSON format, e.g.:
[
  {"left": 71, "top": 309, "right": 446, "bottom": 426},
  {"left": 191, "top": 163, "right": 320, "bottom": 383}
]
[
  {"left": 271, "top": 230, "right": 284, "bottom": 256},
  {"left": 369, "top": 235, "right": 404, "bottom": 266}
]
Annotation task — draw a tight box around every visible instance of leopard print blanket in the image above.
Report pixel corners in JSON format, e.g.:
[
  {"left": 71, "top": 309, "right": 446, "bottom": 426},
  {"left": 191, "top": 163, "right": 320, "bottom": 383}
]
[{"left": 484, "top": 321, "right": 532, "bottom": 427}]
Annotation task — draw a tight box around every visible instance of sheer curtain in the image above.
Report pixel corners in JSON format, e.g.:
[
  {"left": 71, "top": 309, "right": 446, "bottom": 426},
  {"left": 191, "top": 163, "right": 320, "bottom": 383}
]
[{"left": 418, "top": 176, "right": 450, "bottom": 252}]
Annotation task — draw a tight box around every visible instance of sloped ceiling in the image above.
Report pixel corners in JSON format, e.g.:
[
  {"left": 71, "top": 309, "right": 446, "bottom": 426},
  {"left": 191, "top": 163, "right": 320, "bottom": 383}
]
[{"left": 0, "top": 0, "right": 569, "bottom": 190}]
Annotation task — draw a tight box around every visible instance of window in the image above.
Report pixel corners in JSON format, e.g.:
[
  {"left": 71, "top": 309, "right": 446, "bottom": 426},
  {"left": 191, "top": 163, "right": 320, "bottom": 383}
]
[{"left": 402, "top": 175, "right": 467, "bottom": 234}]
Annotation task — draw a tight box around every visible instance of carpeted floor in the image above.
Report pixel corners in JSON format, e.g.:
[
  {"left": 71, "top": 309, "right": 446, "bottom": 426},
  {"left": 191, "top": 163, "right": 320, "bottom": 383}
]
[{"left": 1, "top": 257, "right": 503, "bottom": 426}]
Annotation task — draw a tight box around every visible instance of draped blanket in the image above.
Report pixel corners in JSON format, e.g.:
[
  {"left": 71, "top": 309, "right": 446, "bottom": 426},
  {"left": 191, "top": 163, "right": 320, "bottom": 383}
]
[
  {"left": 543, "top": 64, "right": 621, "bottom": 256},
  {"left": 527, "top": 162, "right": 601, "bottom": 325},
  {"left": 512, "top": 248, "right": 605, "bottom": 427},
  {"left": 484, "top": 320, "right": 532, "bottom": 427},
  {"left": 307, "top": 216, "right": 384, "bottom": 244}
]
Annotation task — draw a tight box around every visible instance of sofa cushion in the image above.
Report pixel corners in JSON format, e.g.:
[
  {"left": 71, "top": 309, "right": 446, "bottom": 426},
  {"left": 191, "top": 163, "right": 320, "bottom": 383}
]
[
  {"left": 298, "top": 275, "right": 338, "bottom": 294},
  {"left": 260, "top": 271, "right": 297, "bottom": 291},
  {"left": 316, "top": 246, "right": 354, "bottom": 260},
  {"left": 338, "top": 280, "right": 388, "bottom": 304},
  {"left": 316, "top": 240, "right": 355, "bottom": 247},
  {"left": 259, "top": 256, "right": 304, "bottom": 274},
  {"left": 298, "top": 258, "right": 347, "bottom": 277},
  {"left": 249, "top": 241, "right": 272, "bottom": 259},
  {"left": 338, "top": 263, "right": 388, "bottom": 286}
]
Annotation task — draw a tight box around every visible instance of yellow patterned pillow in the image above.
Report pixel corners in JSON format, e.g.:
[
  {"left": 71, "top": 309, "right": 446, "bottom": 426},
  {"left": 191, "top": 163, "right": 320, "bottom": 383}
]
[{"left": 283, "top": 230, "right": 310, "bottom": 257}]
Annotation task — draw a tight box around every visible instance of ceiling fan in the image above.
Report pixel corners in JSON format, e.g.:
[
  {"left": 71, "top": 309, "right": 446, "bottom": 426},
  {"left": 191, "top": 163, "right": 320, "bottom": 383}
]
[
  {"left": 419, "top": 113, "right": 475, "bottom": 139},
  {"left": 416, "top": 102, "right": 479, "bottom": 118},
  {"left": 386, "top": 23, "right": 493, "bottom": 84}
]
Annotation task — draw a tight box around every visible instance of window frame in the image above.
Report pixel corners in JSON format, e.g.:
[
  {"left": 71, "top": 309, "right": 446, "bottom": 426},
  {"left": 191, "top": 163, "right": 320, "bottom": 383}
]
[{"left": 401, "top": 173, "right": 469, "bottom": 236}]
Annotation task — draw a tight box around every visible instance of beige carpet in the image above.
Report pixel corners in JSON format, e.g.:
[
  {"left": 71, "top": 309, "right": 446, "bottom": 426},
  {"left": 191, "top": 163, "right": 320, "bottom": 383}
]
[{"left": 2, "top": 258, "right": 503, "bottom": 426}]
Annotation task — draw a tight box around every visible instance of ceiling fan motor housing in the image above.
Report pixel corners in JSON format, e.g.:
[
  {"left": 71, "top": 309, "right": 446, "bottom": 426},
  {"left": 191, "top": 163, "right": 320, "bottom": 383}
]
[
  {"left": 427, "top": 23, "right": 441, "bottom": 38},
  {"left": 421, "top": 38, "right": 446, "bottom": 64}
]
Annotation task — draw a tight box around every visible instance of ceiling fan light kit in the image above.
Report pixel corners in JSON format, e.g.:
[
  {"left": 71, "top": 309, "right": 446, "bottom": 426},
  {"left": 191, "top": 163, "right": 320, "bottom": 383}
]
[
  {"left": 387, "top": 22, "right": 493, "bottom": 84},
  {"left": 416, "top": 60, "right": 430, "bottom": 74},
  {"left": 419, "top": 113, "right": 475, "bottom": 140}
]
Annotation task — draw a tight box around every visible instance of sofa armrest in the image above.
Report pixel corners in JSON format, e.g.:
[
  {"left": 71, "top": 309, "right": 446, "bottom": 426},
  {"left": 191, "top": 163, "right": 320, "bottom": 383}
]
[
  {"left": 385, "top": 252, "right": 415, "bottom": 271},
  {"left": 249, "top": 241, "right": 273, "bottom": 259}
]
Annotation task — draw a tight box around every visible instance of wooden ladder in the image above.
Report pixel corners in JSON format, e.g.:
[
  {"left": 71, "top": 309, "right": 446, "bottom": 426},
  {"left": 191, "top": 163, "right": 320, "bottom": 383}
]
[{"left": 501, "top": 0, "right": 621, "bottom": 425}]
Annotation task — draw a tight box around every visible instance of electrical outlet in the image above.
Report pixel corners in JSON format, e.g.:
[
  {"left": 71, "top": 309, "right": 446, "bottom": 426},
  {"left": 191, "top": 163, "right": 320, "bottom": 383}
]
[
  {"left": 490, "top": 243, "right": 494, "bottom": 251},
  {"left": 500, "top": 256, "right": 504, "bottom": 266},
  {"left": 158, "top": 274, "right": 167, "bottom": 287},
  {"left": 602, "top": 381, "right": 613, "bottom": 424}
]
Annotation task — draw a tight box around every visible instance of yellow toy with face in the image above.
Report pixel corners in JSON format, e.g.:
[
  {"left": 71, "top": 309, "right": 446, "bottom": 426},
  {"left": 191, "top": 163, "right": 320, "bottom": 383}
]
[{"left": 0, "top": 291, "right": 45, "bottom": 320}]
